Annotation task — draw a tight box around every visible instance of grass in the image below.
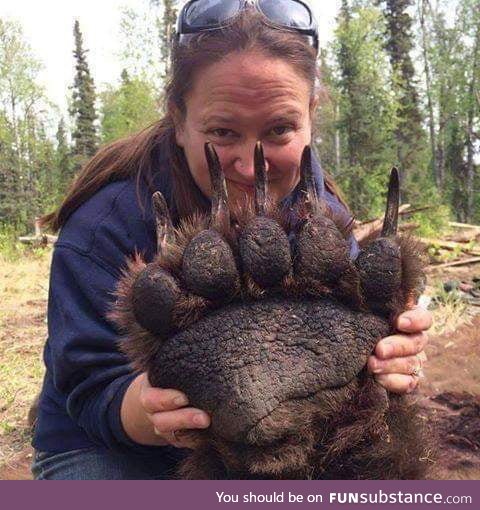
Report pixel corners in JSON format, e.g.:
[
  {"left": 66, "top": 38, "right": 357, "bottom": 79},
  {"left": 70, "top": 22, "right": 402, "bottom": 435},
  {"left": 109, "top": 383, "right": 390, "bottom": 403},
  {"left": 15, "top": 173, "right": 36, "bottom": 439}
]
[
  {"left": 428, "top": 280, "right": 471, "bottom": 336},
  {"left": 0, "top": 248, "right": 51, "bottom": 471}
]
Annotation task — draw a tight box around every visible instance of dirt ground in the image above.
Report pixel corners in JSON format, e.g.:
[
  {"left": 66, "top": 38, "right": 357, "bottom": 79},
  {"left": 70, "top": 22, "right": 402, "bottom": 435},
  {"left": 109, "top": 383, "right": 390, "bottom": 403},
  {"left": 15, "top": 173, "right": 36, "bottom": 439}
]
[
  {"left": 0, "top": 249, "right": 50, "bottom": 480},
  {"left": 0, "top": 250, "right": 479, "bottom": 480},
  {"left": 418, "top": 265, "right": 480, "bottom": 479}
]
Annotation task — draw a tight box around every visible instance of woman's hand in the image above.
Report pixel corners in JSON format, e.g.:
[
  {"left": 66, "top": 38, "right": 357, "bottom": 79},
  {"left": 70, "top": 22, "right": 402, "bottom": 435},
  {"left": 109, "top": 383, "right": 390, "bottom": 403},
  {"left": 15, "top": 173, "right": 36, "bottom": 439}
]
[
  {"left": 368, "top": 305, "right": 432, "bottom": 393},
  {"left": 121, "top": 373, "right": 210, "bottom": 448}
]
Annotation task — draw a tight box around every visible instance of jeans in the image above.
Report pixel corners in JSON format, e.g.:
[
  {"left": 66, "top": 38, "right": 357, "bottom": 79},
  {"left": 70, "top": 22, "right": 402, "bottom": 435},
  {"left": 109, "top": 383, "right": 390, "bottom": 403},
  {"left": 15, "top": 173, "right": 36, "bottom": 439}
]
[{"left": 32, "top": 446, "right": 185, "bottom": 480}]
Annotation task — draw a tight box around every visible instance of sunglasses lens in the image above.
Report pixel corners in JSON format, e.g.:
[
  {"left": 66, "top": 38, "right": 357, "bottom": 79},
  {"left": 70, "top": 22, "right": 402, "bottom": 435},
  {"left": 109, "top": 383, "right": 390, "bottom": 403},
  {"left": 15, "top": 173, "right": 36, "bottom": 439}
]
[
  {"left": 185, "top": 0, "right": 244, "bottom": 28},
  {"left": 258, "top": 0, "right": 313, "bottom": 29}
]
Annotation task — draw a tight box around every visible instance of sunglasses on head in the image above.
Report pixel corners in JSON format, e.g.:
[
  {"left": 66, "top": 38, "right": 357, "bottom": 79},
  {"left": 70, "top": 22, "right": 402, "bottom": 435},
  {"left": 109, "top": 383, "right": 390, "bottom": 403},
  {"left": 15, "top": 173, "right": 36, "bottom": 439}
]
[{"left": 176, "top": 0, "right": 319, "bottom": 51}]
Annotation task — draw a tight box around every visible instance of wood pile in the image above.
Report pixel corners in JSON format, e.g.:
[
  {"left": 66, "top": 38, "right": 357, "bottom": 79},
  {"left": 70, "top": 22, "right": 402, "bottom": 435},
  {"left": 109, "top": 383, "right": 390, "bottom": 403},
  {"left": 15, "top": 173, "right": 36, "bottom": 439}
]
[
  {"left": 18, "top": 218, "right": 58, "bottom": 247},
  {"left": 424, "top": 222, "right": 480, "bottom": 272}
]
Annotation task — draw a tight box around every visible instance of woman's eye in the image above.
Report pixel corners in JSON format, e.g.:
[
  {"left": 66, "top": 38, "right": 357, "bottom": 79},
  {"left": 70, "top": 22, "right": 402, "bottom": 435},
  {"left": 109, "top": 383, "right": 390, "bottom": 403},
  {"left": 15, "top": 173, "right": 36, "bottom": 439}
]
[
  {"left": 211, "top": 128, "right": 234, "bottom": 138},
  {"left": 269, "top": 126, "right": 293, "bottom": 137}
]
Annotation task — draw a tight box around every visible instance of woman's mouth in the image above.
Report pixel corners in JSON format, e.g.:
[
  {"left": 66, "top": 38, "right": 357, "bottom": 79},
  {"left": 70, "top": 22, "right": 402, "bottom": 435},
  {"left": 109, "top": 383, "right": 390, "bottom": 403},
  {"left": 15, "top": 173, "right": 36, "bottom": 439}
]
[{"left": 228, "top": 180, "right": 255, "bottom": 195}]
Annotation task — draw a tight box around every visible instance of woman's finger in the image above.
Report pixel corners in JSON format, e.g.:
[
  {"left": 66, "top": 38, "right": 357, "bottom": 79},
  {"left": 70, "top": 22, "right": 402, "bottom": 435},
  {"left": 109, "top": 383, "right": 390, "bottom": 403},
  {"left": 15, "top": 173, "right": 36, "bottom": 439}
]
[
  {"left": 150, "top": 407, "right": 210, "bottom": 433},
  {"left": 154, "top": 429, "right": 201, "bottom": 449},
  {"left": 375, "top": 373, "right": 419, "bottom": 394},
  {"left": 140, "top": 387, "right": 189, "bottom": 414},
  {"left": 375, "top": 332, "right": 428, "bottom": 359},
  {"left": 368, "top": 351, "right": 427, "bottom": 375},
  {"left": 395, "top": 306, "right": 432, "bottom": 333}
]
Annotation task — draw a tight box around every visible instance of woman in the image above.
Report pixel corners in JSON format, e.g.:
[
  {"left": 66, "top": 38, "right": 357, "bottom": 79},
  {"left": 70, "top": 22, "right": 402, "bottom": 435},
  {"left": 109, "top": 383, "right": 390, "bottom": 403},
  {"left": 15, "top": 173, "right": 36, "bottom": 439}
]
[{"left": 32, "top": 0, "right": 431, "bottom": 480}]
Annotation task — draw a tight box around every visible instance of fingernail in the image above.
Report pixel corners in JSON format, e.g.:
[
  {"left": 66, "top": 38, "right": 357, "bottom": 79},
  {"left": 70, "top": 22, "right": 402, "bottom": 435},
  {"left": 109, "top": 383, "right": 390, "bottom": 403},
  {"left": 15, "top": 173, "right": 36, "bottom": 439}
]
[
  {"left": 173, "top": 396, "right": 188, "bottom": 407},
  {"left": 398, "top": 317, "right": 411, "bottom": 330},
  {"left": 381, "top": 344, "right": 394, "bottom": 358},
  {"left": 407, "top": 378, "right": 417, "bottom": 393},
  {"left": 193, "top": 414, "right": 209, "bottom": 427},
  {"left": 154, "top": 427, "right": 162, "bottom": 436},
  {"left": 370, "top": 359, "right": 382, "bottom": 374}
]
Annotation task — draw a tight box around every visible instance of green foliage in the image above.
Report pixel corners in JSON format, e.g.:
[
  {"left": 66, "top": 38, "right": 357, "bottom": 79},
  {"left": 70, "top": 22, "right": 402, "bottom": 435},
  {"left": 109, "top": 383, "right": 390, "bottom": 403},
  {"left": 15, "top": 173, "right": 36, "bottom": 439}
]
[
  {"left": 1, "top": 0, "right": 477, "bottom": 240},
  {"left": 340, "top": 164, "right": 392, "bottom": 220},
  {"left": 0, "top": 223, "right": 29, "bottom": 261},
  {"left": 378, "top": 0, "right": 428, "bottom": 204},
  {"left": 151, "top": 0, "right": 178, "bottom": 78},
  {"left": 0, "top": 18, "right": 62, "bottom": 228},
  {"left": 0, "top": 223, "right": 50, "bottom": 261},
  {"left": 417, "top": 0, "right": 479, "bottom": 222},
  {"left": 100, "top": 70, "right": 159, "bottom": 144},
  {"left": 412, "top": 204, "right": 451, "bottom": 238},
  {"left": 70, "top": 20, "right": 98, "bottom": 168},
  {"left": 54, "top": 117, "right": 74, "bottom": 196},
  {"left": 429, "top": 280, "right": 467, "bottom": 331},
  {"left": 330, "top": 3, "right": 400, "bottom": 219},
  {"left": 314, "top": 51, "right": 340, "bottom": 174},
  {"left": 315, "top": 0, "right": 460, "bottom": 233}
]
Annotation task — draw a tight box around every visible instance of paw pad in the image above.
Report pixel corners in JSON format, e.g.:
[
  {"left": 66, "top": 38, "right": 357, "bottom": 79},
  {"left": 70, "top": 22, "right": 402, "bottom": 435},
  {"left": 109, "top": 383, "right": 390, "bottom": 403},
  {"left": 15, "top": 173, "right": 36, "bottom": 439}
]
[{"left": 183, "top": 229, "right": 240, "bottom": 300}]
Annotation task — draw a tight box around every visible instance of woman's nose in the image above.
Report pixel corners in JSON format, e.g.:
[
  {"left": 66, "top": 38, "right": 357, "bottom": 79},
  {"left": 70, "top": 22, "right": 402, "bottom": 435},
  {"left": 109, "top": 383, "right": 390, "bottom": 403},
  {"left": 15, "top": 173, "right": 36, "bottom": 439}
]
[{"left": 231, "top": 144, "right": 269, "bottom": 182}]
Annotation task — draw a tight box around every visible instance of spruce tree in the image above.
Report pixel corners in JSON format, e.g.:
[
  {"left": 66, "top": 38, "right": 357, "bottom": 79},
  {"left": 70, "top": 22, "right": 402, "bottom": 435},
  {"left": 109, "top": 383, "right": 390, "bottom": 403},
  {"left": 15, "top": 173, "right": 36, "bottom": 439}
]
[
  {"left": 338, "top": 0, "right": 359, "bottom": 172},
  {"left": 151, "top": 0, "right": 178, "bottom": 78},
  {"left": 0, "top": 112, "right": 17, "bottom": 223},
  {"left": 55, "top": 118, "right": 73, "bottom": 193},
  {"left": 378, "top": 0, "right": 426, "bottom": 198},
  {"left": 334, "top": 0, "right": 398, "bottom": 218},
  {"left": 70, "top": 20, "right": 98, "bottom": 168},
  {"left": 34, "top": 123, "right": 56, "bottom": 214}
]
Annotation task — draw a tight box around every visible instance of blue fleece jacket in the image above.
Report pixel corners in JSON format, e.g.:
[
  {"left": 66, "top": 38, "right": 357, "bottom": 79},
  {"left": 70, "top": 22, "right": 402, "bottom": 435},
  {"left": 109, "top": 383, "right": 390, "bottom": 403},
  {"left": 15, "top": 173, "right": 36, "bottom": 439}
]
[{"left": 32, "top": 149, "right": 359, "bottom": 454}]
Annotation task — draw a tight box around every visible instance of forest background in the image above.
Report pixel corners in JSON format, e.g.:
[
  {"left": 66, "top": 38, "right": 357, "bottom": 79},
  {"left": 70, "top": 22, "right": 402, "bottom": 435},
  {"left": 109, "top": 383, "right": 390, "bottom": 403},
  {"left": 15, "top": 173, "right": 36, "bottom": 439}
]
[{"left": 0, "top": 0, "right": 479, "bottom": 248}]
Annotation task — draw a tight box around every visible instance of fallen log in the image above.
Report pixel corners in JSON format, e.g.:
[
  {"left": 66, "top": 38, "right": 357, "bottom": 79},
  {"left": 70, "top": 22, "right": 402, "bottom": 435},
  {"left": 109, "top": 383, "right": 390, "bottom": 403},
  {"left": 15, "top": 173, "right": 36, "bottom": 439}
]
[
  {"left": 399, "top": 222, "right": 419, "bottom": 231},
  {"left": 18, "top": 234, "right": 58, "bottom": 246},
  {"left": 427, "top": 256, "right": 480, "bottom": 271},
  {"left": 354, "top": 204, "right": 435, "bottom": 245},
  {"left": 359, "top": 204, "right": 412, "bottom": 225},
  {"left": 421, "top": 238, "right": 480, "bottom": 256},
  {"left": 398, "top": 205, "right": 434, "bottom": 217},
  {"left": 449, "top": 221, "right": 480, "bottom": 230},
  {"left": 354, "top": 220, "right": 419, "bottom": 245},
  {"left": 354, "top": 205, "right": 418, "bottom": 244},
  {"left": 446, "top": 232, "right": 480, "bottom": 243},
  {"left": 17, "top": 217, "right": 58, "bottom": 246}
]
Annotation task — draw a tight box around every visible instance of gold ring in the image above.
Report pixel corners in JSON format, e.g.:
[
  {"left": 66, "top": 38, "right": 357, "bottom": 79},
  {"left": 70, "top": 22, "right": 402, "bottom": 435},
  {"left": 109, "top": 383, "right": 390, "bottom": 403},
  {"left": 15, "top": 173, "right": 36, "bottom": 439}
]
[
  {"left": 411, "top": 366, "right": 424, "bottom": 377},
  {"left": 411, "top": 354, "right": 426, "bottom": 378}
]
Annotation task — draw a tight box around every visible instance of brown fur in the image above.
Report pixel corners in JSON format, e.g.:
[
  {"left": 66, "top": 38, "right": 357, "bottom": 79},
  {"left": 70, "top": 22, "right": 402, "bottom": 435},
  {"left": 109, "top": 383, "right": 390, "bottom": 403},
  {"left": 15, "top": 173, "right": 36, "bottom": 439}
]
[
  {"left": 399, "top": 235, "right": 428, "bottom": 303},
  {"left": 175, "top": 377, "right": 430, "bottom": 479},
  {"left": 111, "top": 190, "right": 429, "bottom": 479},
  {"left": 108, "top": 254, "right": 155, "bottom": 372}
]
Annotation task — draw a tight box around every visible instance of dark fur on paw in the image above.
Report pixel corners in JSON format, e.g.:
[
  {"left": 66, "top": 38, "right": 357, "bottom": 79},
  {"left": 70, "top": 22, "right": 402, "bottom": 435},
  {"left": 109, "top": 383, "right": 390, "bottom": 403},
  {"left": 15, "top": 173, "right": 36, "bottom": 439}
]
[{"left": 110, "top": 143, "right": 430, "bottom": 479}]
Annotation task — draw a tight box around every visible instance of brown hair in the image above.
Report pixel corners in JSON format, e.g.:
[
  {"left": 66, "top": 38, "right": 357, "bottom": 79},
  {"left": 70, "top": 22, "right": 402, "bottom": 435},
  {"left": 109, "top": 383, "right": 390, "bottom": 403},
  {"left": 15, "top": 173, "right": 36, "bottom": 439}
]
[{"left": 42, "top": 9, "right": 350, "bottom": 232}]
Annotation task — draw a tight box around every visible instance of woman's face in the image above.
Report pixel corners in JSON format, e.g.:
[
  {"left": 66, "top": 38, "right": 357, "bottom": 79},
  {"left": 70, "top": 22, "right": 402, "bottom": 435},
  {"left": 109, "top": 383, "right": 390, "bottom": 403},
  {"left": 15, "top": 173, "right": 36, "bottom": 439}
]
[{"left": 174, "top": 51, "right": 315, "bottom": 211}]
